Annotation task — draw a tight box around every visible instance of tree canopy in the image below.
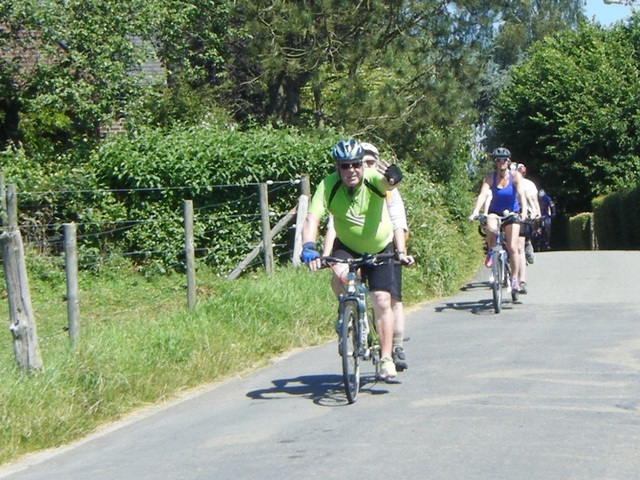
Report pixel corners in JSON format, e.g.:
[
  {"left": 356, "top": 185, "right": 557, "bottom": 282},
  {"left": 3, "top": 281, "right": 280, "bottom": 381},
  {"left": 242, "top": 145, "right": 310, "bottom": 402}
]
[
  {"left": 1, "top": 0, "right": 588, "bottom": 193},
  {"left": 491, "top": 15, "right": 640, "bottom": 214}
]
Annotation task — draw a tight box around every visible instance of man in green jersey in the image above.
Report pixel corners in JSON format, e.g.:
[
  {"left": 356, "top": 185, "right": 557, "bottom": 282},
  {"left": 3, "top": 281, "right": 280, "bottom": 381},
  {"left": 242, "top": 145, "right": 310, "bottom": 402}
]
[{"left": 301, "top": 139, "right": 403, "bottom": 380}]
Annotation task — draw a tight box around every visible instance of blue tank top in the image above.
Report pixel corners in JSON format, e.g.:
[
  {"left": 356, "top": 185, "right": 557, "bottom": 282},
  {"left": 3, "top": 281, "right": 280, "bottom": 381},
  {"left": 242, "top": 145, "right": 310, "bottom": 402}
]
[{"left": 490, "top": 172, "right": 520, "bottom": 214}]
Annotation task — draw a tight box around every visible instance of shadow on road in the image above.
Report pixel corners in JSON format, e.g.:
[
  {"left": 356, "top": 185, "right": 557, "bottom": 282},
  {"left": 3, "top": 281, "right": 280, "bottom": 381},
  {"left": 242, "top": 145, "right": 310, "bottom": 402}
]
[
  {"left": 433, "top": 281, "right": 514, "bottom": 315},
  {"left": 246, "top": 373, "right": 392, "bottom": 406}
]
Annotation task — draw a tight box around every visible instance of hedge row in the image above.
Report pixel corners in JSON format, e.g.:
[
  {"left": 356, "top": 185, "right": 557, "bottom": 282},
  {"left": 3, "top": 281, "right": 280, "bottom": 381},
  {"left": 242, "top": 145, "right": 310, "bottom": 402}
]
[{"left": 592, "top": 186, "right": 640, "bottom": 250}]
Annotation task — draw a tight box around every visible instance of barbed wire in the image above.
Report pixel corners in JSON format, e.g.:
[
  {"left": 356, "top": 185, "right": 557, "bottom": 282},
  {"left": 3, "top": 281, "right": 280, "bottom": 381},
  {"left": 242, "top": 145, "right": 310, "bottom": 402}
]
[
  {"left": 12, "top": 180, "right": 303, "bottom": 278},
  {"left": 15, "top": 179, "right": 302, "bottom": 197}
]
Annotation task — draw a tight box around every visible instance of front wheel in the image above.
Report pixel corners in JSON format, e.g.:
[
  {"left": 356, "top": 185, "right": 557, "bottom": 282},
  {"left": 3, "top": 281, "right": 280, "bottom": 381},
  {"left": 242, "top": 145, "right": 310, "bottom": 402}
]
[
  {"left": 340, "top": 300, "right": 360, "bottom": 404},
  {"left": 491, "top": 254, "right": 503, "bottom": 313}
]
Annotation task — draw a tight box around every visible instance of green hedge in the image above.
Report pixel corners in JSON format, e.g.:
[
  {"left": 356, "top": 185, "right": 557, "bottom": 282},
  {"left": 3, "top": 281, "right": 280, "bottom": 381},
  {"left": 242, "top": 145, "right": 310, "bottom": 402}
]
[
  {"left": 593, "top": 186, "right": 640, "bottom": 249},
  {"left": 567, "top": 212, "right": 592, "bottom": 250},
  {"left": 2, "top": 125, "right": 480, "bottom": 285}
]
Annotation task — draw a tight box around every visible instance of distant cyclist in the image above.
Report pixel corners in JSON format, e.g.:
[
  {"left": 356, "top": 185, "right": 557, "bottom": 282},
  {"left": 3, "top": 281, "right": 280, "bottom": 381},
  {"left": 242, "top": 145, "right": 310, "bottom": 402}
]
[
  {"left": 469, "top": 147, "right": 528, "bottom": 293},
  {"left": 537, "top": 189, "right": 556, "bottom": 250},
  {"left": 301, "top": 139, "right": 404, "bottom": 380}
]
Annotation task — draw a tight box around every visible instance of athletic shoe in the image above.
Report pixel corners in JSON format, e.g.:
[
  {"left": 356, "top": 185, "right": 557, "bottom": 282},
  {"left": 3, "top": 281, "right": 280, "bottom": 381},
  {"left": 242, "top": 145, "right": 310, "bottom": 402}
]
[
  {"left": 393, "top": 346, "right": 408, "bottom": 372},
  {"left": 485, "top": 251, "right": 493, "bottom": 268},
  {"left": 519, "top": 281, "right": 528, "bottom": 294},
  {"left": 379, "top": 356, "right": 397, "bottom": 380},
  {"left": 525, "top": 242, "right": 535, "bottom": 264},
  {"left": 334, "top": 316, "right": 342, "bottom": 334},
  {"left": 511, "top": 278, "right": 520, "bottom": 292}
]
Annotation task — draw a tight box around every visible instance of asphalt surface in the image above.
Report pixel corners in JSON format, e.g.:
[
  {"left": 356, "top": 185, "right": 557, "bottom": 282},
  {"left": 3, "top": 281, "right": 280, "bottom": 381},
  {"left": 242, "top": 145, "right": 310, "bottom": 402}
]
[{"left": 1, "top": 250, "right": 639, "bottom": 480}]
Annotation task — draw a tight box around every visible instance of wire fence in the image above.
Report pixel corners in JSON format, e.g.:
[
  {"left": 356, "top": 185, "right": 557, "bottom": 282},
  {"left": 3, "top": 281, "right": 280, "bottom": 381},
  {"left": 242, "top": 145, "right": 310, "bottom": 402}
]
[
  {"left": 0, "top": 175, "right": 311, "bottom": 369},
  {"left": 10, "top": 178, "right": 308, "bottom": 275}
]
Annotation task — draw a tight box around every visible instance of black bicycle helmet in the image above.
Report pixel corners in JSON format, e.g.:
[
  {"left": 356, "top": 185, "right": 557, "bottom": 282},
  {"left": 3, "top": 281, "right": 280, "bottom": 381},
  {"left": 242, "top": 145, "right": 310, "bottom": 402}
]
[
  {"left": 491, "top": 147, "right": 511, "bottom": 159},
  {"left": 332, "top": 139, "right": 365, "bottom": 162}
]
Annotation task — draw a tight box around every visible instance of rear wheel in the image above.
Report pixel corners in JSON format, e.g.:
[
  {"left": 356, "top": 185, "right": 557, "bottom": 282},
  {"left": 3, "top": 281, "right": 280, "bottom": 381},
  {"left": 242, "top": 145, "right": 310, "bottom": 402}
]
[{"left": 340, "top": 301, "right": 360, "bottom": 404}]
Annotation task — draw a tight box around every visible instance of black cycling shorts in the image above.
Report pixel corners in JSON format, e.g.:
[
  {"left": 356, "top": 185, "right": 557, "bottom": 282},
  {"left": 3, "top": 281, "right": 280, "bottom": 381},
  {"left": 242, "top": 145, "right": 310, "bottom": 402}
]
[
  {"left": 519, "top": 220, "right": 534, "bottom": 239},
  {"left": 489, "top": 210, "right": 520, "bottom": 228},
  {"left": 331, "top": 239, "right": 396, "bottom": 295}
]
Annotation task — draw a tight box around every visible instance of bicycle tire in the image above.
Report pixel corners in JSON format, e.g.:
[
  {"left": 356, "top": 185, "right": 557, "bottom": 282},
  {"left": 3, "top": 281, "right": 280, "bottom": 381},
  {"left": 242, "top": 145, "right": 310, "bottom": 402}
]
[
  {"left": 367, "top": 306, "right": 380, "bottom": 375},
  {"left": 340, "top": 300, "right": 360, "bottom": 404},
  {"left": 492, "top": 252, "right": 503, "bottom": 313}
]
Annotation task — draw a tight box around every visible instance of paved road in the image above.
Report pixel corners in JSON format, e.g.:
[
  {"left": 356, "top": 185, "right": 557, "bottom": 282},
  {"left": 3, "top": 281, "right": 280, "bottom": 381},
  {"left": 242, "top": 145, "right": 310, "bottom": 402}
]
[{"left": 2, "top": 251, "right": 639, "bottom": 480}]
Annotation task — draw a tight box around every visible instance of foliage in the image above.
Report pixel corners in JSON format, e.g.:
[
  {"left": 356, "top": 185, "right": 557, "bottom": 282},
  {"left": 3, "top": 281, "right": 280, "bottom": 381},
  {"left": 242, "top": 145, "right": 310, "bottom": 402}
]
[
  {"left": 0, "top": 0, "right": 233, "bottom": 154},
  {"left": 592, "top": 186, "right": 640, "bottom": 249},
  {"left": 88, "top": 124, "right": 341, "bottom": 272},
  {"left": 0, "top": 146, "right": 128, "bottom": 260},
  {"left": 493, "top": 0, "right": 585, "bottom": 68},
  {"left": 567, "top": 212, "right": 593, "bottom": 250},
  {"left": 0, "top": 0, "right": 164, "bottom": 154},
  {"left": 491, "top": 17, "right": 640, "bottom": 214}
]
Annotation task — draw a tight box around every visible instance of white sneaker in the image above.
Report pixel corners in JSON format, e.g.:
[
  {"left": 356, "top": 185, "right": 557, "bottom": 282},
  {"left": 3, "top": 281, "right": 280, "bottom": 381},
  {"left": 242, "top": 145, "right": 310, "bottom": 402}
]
[{"left": 379, "top": 356, "right": 397, "bottom": 380}]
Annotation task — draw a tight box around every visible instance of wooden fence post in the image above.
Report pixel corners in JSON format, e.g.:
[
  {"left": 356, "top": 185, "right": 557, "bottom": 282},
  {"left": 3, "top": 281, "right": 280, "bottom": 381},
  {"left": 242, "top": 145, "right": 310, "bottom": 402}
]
[
  {"left": 258, "top": 183, "right": 274, "bottom": 275},
  {"left": 1, "top": 184, "right": 42, "bottom": 371},
  {"left": 0, "top": 174, "right": 7, "bottom": 229},
  {"left": 6, "top": 184, "right": 17, "bottom": 231},
  {"left": 292, "top": 194, "right": 308, "bottom": 267},
  {"left": 299, "top": 174, "right": 310, "bottom": 197},
  {"left": 184, "top": 200, "right": 196, "bottom": 309},
  {"left": 64, "top": 223, "right": 80, "bottom": 345}
]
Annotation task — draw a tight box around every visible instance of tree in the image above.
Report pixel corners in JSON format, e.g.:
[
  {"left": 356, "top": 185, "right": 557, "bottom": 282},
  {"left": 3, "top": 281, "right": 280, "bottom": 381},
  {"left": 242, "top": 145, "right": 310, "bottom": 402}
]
[
  {"left": 491, "top": 16, "right": 640, "bottom": 214},
  {"left": 0, "top": 0, "right": 232, "bottom": 154}
]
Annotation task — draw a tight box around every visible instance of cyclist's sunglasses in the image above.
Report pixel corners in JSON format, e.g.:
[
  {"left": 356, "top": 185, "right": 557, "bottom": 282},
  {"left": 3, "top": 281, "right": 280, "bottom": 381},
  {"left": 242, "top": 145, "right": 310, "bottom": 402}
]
[
  {"left": 494, "top": 157, "right": 510, "bottom": 163},
  {"left": 339, "top": 161, "right": 363, "bottom": 170}
]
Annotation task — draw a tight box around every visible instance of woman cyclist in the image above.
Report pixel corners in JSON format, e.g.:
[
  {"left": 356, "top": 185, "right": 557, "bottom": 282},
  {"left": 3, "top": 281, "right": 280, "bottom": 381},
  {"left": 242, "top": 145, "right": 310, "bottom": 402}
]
[{"left": 469, "top": 147, "right": 528, "bottom": 292}]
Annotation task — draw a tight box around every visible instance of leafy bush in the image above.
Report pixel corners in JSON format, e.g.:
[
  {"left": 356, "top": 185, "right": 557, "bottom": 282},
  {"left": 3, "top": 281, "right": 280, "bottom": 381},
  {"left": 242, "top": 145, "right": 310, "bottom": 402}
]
[
  {"left": 593, "top": 186, "right": 640, "bottom": 249},
  {"left": 567, "top": 212, "right": 593, "bottom": 250},
  {"left": 88, "top": 124, "right": 342, "bottom": 272}
]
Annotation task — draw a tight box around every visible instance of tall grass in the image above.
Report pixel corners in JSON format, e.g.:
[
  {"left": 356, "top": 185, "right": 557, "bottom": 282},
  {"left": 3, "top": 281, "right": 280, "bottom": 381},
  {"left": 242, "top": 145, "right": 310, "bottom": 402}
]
[
  {"left": 0, "top": 229, "right": 482, "bottom": 466},
  {"left": 0, "top": 261, "right": 338, "bottom": 466}
]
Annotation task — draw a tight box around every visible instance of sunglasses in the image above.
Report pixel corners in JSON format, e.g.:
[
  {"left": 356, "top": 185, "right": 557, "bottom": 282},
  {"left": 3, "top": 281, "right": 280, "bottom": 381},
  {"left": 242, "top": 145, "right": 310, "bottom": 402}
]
[
  {"left": 339, "top": 161, "right": 363, "bottom": 170},
  {"left": 494, "top": 157, "right": 509, "bottom": 162}
]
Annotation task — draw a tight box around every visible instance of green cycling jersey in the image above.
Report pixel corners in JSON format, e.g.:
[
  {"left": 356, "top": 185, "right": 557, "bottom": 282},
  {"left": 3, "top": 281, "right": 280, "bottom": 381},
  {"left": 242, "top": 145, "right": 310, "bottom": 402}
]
[{"left": 308, "top": 168, "right": 393, "bottom": 254}]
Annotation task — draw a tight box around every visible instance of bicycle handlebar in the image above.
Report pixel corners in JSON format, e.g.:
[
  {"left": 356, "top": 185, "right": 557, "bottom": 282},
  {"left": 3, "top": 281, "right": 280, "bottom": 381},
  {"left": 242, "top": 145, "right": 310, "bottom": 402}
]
[{"left": 321, "top": 252, "right": 398, "bottom": 269}]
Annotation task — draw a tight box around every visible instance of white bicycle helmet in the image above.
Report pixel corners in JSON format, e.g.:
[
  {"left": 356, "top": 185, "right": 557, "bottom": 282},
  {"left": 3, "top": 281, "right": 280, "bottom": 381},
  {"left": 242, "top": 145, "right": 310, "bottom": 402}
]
[{"left": 359, "top": 142, "right": 379, "bottom": 159}]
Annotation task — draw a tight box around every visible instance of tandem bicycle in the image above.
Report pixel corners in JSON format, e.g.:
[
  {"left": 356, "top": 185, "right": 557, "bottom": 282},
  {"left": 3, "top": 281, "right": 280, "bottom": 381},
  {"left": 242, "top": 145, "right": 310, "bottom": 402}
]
[{"left": 322, "top": 253, "right": 396, "bottom": 404}]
